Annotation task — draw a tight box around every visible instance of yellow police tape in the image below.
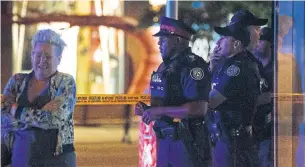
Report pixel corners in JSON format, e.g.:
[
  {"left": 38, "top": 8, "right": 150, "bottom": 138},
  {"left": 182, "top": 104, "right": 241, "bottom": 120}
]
[
  {"left": 273, "top": 93, "right": 305, "bottom": 104},
  {"left": 75, "top": 93, "right": 304, "bottom": 105},
  {"left": 76, "top": 94, "right": 151, "bottom": 105},
  {"left": 0, "top": 93, "right": 304, "bottom": 105}
]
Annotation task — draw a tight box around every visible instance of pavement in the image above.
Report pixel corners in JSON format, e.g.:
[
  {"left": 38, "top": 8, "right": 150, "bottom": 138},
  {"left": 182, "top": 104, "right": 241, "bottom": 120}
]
[
  {"left": 73, "top": 124, "right": 301, "bottom": 167},
  {"left": 74, "top": 125, "right": 139, "bottom": 167},
  {"left": 3, "top": 123, "right": 300, "bottom": 167},
  {"left": 74, "top": 125, "right": 139, "bottom": 144}
]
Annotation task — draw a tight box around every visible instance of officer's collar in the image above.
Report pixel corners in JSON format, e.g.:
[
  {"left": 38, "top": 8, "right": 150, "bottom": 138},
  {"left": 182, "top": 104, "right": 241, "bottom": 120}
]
[
  {"left": 228, "top": 50, "right": 247, "bottom": 61},
  {"left": 169, "top": 47, "right": 191, "bottom": 61},
  {"left": 220, "top": 50, "right": 246, "bottom": 68}
]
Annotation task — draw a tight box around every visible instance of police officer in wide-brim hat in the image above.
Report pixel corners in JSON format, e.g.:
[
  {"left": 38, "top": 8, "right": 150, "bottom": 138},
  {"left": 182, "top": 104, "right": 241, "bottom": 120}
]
[
  {"left": 207, "top": 22, "right": 261, "bottom": 167},
  {"left": 135, "top": 16, "right": 211, "bottom": 167},
  {"left": 153, "top": 16, "right": 196, "bottom": 40}
]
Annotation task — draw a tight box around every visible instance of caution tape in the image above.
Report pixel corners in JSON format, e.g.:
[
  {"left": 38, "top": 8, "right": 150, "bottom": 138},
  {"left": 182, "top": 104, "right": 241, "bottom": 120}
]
[
  {"left": 76, "top": 94, "right": 151, "bottom": 105},
  {"left": 0, "top": 94, "right": 304, "bottom": 105},
  {"left": 75, "top": 93, "right": 304, "bottom": 105},
  {"left": 272, "top": 93, "right": 305, "bottom": 103}
]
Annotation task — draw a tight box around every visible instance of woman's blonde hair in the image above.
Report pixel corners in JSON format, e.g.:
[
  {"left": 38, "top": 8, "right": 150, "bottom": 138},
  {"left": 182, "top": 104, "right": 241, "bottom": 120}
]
[{"left": 31, "top": 29, "right": 66, "bottom": 56}]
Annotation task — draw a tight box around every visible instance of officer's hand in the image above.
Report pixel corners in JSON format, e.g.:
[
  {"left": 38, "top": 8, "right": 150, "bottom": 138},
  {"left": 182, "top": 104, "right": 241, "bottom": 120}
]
[
  {"left": 142, "top": 109, "right": 157, "bottom": 125},
  {"left": 209, "top": 50, "right": 222, "bottom": 72},
  {"left": 134, "top": 101, "right": 147, "bottom": 116}
]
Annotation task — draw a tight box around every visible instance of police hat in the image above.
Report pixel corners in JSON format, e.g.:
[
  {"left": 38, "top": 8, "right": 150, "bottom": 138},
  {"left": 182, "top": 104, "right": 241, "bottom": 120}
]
[
  {"left": 153, "top": 16, "right": 196, "bottom": 40},
  {"left": 214, "top": 22, "right": 250, "bottom": 47},
  {"left": 260, "top": 27, "right": 273, "bottom": 43},
  {"left": 231, "top": 9, "right": 268, "bottom": 26}
]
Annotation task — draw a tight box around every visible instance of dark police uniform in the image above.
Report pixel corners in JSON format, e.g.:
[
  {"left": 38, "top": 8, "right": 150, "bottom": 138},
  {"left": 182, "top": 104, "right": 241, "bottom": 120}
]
[
  {"left": 230, "top": 8, "right": 269, "bottom": 91},
  {"left": 253, "top": 27, "right": 274, "bottom": 167},
  {"left": 253, "top": 61, "right": 273, "bottom": 167},
  {"left": 230, "top": 11, "right": 272, "bottom": 167},
  {"left": 230, "top": 8, "right": 269, "bottom": 98},
  {"left": 247, "top": 50, "right": 265, "bottom": 81},
  {"left": 208, "top": 51, "right": 261, "bottom": 167},
  {"left": 207, "top": 22, "right": 261, "bottom": 167},
  {"left": 151, "top": 16, "right": 211, "bottom": 167}
]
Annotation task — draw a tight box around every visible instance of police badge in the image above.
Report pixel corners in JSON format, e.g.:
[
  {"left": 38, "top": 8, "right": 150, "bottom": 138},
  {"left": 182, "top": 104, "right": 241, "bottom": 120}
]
[
  {"left": 152, "top": 73, "right": 162, "bottom": 83},
  {"left": 225, "top": 65, "right": 240, "bottom": 76},
  {"left": 190, "top": 68, "right": 204, "bottom": 80}
]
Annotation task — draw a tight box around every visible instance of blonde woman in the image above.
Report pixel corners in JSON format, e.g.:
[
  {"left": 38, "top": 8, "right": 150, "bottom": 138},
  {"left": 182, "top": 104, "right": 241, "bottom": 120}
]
[{"left": 1, "top": 29, "right": 76, "bottom": 167}]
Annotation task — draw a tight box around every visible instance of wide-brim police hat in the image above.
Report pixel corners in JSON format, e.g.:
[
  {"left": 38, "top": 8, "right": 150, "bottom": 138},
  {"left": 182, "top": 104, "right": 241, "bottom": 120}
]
[
  {"left": 214, "top": 22, "right": 250, "bottom": 47},
  {"left": 231, "top": 9, "right": 268, "bottom": 26},
  {"left": 153, "top": 16, "right": 196, "bottom": 40}
]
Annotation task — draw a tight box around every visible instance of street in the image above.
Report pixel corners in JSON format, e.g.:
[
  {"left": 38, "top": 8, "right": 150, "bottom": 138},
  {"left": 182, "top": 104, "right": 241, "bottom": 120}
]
[
  {"left": 74, "top": 126, "right": 139, "bottom": 167},
  {"left": 73, "top": 125, "right": 300, "bottom": 167}
]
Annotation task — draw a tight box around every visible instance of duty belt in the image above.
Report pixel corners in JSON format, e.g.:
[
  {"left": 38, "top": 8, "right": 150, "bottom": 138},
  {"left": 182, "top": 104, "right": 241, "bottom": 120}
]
[
  {"left": 209, "top": 123, "right": 223, "bottom": 144},
  {"left": 207, "top": 110, "right": 253, "bottom": 144},
  {"left": 154, "top": 125, "right": 179, "bottom": 140},
  {"left": 229, "top": 124, "right": 253, "bottom": 138}
]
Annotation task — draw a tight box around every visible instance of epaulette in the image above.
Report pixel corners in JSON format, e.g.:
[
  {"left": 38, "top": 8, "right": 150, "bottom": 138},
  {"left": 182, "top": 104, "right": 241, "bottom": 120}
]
[
  {"left": 186, "top": 53, "right": 199, "bottom": 62},
  {"left": 189, "top": 53, "right": 208, "bottom": 67}
]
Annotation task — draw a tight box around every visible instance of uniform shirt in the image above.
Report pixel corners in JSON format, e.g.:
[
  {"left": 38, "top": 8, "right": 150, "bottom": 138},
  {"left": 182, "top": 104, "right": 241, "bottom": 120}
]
[
  {"left": 150, "top": 48, "right": 211, "bottom": 107},
  {"left": 253, "top": 60, "right": 274, "bottom": 139},
  {"left": 211, "top": 51, "right": 261, "bottom": 125},
  {"left": 247, "top": 50, "right": 265, "bottom": 79}
]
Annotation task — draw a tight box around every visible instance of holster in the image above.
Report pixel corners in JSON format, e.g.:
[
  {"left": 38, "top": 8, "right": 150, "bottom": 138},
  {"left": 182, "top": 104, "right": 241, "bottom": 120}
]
[
  {"left": 177, "top": 118, "right": 211, "bottom": 167},
  {"left": 206, "top": 110, "right": 253, "bottom": 147},
  {"left": 153, "top": 124, "right": 179, "bottom": 140}
]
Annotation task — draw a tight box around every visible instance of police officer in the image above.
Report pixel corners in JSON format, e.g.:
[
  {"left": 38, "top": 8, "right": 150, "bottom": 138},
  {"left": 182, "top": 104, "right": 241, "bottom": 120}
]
[
  {"left": 253, "top": 27, "right": 274, "bottom": 167},
  {"left": 210, "top": 9, "right": 268, "bottom": 78},
  {"left": 135, "top": 16, "right": 211, "bottom": 167},
  {"left": 229, "top": 9, "right": 269, "bottom": 88},
  {"left": 230, "top": 9, "right": 268, "bottom": 53},
  {"left": 207, "top": 22, "right": 261, "bottom": 167}
]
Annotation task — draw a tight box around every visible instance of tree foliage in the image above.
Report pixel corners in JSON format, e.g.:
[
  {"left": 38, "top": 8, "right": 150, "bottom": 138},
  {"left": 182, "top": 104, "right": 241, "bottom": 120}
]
[{"left": 139, "top": 1, "right": 273, "bottom": 29}]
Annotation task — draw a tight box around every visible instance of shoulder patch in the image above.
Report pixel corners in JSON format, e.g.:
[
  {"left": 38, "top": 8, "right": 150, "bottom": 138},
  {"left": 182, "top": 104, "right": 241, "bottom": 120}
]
[
  {"left": 188, "top": 54, "right": 197, "bottom": 61},
  {"left": 225, "top": 65, "right": 240, "bottom": 76},
  {"left": 190, "top": 68, "right": 204, "bottom": 80}
]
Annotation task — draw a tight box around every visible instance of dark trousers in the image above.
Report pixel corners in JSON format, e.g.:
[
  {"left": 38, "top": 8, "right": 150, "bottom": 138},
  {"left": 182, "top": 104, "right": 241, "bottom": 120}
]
[
  {"left": 156, "top": 137, "right": 193, "bottom": 167},
  {"left": 211, "top": 140, "right": 258, "bottom": 167},
  {"left": 11, "top": 129, "right": 76, "bottom": 167},
  {"left": 258, "top": 139, "right": 272, "bottom": 167}
]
